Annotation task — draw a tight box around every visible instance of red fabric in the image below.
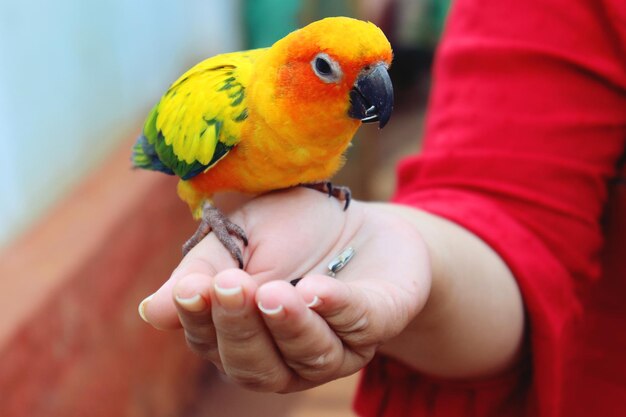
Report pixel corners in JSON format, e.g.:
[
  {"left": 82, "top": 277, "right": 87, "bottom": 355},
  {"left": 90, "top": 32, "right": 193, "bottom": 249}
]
[{"left": 354, "top": 0, "right": 626, "bottom": 416}]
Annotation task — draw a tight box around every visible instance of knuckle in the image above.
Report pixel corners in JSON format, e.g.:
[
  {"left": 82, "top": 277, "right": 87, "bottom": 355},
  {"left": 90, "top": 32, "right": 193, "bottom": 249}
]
[
  {"left": 226, "top": 367, "right": 287, "bottom": 392},
  {"left": 334, "top": 307, "right": 378, "bottom": 347},
  {"left": 342, "top": 313, "right": 370, "bottom": 334},
  {"left": 336, "top": 309, "right": 370, "bottom": 336},
  {"left": 184, "top": 329, "right": 218, "bottom": 356},
  {"left": 218, "top": 324, "right": 260, "bottom": 344},
  {"left": 286, "top": 350, "right": 341, "bottom": 379}
]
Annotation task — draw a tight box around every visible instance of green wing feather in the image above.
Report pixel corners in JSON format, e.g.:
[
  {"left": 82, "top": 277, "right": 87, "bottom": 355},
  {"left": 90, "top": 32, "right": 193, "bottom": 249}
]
[{"left": 132, "top": 49, "right": 263, "bottom": 180}]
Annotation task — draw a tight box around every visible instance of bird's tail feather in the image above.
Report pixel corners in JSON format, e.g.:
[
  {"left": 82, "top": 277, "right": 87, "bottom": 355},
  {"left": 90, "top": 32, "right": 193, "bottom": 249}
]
[{"left": 131, "top": 133, "right": 175, "bottom": 175}]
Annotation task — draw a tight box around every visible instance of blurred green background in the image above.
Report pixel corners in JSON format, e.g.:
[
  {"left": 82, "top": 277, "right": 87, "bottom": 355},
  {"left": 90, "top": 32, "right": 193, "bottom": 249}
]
[{"left": 0, "top": 0, "right": 449, "bottom": 246}]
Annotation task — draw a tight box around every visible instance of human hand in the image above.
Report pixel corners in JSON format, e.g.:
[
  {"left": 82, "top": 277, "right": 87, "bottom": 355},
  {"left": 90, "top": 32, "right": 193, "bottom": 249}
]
[{"left": 138, "top": 188, "right": 431, "bottom": 392}]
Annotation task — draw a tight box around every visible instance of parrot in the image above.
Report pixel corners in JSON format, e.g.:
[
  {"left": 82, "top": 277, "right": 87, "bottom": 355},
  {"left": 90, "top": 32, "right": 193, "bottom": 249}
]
[{"left": 131, "top": 16, "right": 394, "bottom": 268}]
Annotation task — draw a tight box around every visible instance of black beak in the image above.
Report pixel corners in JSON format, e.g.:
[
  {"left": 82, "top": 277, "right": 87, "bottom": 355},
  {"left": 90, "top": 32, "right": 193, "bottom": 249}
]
[{"left": 348, "top": 63, "right": 394, "bottom": 129}]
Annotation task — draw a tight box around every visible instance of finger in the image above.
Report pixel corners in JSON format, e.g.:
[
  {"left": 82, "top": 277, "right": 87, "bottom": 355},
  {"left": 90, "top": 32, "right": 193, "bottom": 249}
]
[
  {"left": 295, "top": 274, "right": 402, "bottom": 349},
  {"left": 173, "top": 272, "right": 221, "bottom": 367},
  {"left": 255, "top": 280, "right": 349, "bottom": 382},
  {"left": 138, "top": 229, "right": 239, "bottom": 330},
  {"left": 211, "top": 269, "right": 295, "bottom": 392},
  {"left": 138, "top": 254, "right": 217, "bottom": 329}
]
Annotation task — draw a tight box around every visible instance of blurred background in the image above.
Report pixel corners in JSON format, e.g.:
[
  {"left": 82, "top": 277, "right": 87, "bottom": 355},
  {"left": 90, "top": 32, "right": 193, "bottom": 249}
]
[{"left": 0, "top": 0, "right": 449, "bottom": 416}]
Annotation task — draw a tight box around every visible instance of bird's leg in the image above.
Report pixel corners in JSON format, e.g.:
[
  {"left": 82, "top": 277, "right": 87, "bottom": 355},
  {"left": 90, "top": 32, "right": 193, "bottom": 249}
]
[
  {"left": 182, "top": 201, "right": 248, "bottom": 268},
  {"left": 301, "top": 181, "right": 352, "bottom": 210}
]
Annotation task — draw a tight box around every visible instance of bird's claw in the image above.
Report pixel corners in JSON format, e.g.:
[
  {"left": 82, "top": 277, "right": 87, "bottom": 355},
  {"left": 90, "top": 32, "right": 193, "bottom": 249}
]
[
  {"left": 302, "top": 182, "right": 351, "bottom": 210},
  {"left": 182, "top": 203, "right": 248, "bottom": 269}
]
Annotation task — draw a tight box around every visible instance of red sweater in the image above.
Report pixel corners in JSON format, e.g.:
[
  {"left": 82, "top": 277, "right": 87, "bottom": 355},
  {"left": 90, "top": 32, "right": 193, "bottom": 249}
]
[{"left": 354, "top": 0, "right": 626, "bottom": 416}]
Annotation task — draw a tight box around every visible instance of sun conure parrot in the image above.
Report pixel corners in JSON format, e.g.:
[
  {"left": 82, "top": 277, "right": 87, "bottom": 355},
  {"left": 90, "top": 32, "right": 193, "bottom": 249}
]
[{"left": 131, "top": 16, "right": 394, "bottom": 267}]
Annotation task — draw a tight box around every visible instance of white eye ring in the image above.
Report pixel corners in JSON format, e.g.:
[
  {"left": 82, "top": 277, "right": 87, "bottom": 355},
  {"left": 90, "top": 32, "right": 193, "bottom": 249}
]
[{"left": 311, "top": 53, "right": 343, "bottom": 83}]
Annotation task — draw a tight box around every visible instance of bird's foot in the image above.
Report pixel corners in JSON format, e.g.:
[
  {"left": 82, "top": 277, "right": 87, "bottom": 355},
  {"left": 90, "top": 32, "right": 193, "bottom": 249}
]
[
  {"left": 301, "top": 181, "right": 351, "bottom": 210},
  {"left": 182, "top": 202, "right": 248, "bottom": 268}
]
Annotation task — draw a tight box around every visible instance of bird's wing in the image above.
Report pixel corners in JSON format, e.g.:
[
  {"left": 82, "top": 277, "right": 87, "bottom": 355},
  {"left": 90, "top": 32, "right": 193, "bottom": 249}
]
[{"left": 132, "top": 49, "right": 264, "bottom": 180}]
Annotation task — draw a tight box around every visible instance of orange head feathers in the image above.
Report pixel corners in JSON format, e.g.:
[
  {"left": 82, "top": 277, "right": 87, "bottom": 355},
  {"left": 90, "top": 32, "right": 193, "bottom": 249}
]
[{"left": 249, "top": 16, "right": 394, "bottom": 144}]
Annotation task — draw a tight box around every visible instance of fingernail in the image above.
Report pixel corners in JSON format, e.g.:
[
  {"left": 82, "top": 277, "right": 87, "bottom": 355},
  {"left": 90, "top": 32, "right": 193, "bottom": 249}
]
[
  {"left": 258, "top": 301, "right": 285, "bottom": 317},
  {"left": 214, "top": 281, "right": 244, "bottom": 310},
  {"left": 306, "top": 296, "right": 322, "bottom": 309},
  {"left": 138, "top": 294, "right": 154, "bottom": 323},
  {"left": 175, "top": 294, "right": 207, "bottom": 312}
]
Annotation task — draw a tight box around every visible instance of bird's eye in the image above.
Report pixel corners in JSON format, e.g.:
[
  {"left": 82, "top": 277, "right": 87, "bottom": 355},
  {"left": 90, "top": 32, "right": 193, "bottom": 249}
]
[
  {"left": 315, "top": 57, "right": 332, "bottom": 75},
  {"left": 311, "top": 53, "right": 342, "bottom": 83}
]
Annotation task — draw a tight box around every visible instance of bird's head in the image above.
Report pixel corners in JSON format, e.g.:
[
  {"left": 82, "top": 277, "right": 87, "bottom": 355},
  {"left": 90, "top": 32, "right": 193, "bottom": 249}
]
[{"left": 253, "top": 17, "right": 394, "bottom": 143}]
